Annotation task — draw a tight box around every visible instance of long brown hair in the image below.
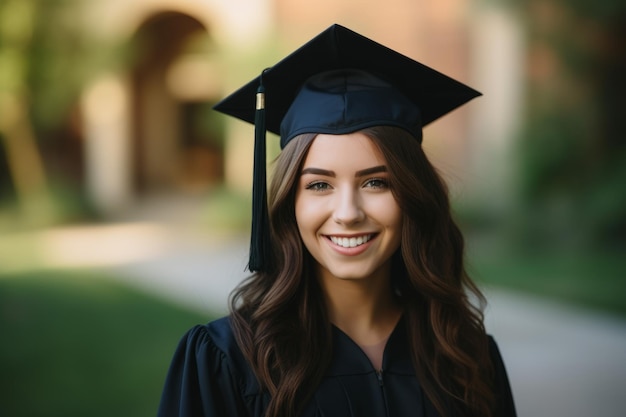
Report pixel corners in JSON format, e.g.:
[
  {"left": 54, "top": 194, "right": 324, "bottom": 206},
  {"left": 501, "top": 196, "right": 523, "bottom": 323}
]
[{"left": 230, "top": 127, "right": 495, "bottom": 417}]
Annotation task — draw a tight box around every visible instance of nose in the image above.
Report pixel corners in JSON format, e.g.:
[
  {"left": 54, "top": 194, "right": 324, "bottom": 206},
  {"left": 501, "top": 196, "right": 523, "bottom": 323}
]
[{"left": 332, "top": 188, "right": 365, "bottom": 225}]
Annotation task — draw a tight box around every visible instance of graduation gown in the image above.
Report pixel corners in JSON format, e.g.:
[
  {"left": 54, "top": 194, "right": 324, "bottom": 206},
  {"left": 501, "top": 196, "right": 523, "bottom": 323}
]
[{"left": 157, "top": 316, "right": 516, "bottom": 417}]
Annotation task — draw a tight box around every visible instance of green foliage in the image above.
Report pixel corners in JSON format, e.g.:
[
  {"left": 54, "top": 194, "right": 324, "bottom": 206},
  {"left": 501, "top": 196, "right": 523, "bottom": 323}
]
[
  {"left": 511, "top": 0, "right": 626, "bottom": 249},
  {"left": 0, "top": 270, "right": 211, "bottom": 417},
  {"left": 517, "top": 111, "right": 589, "bottom": 201},
  {"left": 468, "top": 242, "right": 626, "bottom": 317},
  {"left": 0, "top": 181, "right": 98, "bottom": 232},
  {"left": 0, "top": 0, "right": 131, "bottom": 131},
  {"left": 561, "top": 0, "right": 626, "bottom": 21},
  {"left": 26, "top": 1, "right": 132, "bottom": 132},
  {"left": 499, "top": 0, "right": 626, "bottom": 20}
]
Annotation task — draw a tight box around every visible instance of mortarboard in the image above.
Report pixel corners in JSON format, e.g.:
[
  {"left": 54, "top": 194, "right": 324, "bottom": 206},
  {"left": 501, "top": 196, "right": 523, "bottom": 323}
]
[{"left": 213, "top": 23, "right": 481, "bottom": 272}]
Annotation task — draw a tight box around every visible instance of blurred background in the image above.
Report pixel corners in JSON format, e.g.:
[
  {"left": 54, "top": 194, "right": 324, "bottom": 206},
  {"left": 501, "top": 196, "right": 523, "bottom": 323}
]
[{"left": 0, "top": 0, "right": 624, "bottom": 416}]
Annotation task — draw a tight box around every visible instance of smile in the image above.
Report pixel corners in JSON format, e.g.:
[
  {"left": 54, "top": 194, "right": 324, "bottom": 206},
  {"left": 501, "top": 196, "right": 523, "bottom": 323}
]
[{"left": 328, "top": 234, "right": 374, "bottom": 248}]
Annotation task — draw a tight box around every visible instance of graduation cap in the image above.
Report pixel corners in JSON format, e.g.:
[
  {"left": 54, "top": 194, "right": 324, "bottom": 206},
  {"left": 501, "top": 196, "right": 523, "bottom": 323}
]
[{"left": 213, "top": 23, "right": 481, "bottom": 272}]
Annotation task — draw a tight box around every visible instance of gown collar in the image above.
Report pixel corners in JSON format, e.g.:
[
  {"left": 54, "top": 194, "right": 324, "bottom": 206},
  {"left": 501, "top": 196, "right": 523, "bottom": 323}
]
[{"left": 327, "top": 315, "right": 415, "bottom": 376}]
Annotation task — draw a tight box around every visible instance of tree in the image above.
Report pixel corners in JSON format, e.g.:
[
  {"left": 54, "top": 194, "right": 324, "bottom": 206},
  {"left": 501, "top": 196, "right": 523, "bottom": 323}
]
[
  {"left": 0, "top": 0, "right": 128, "bottom": 225},
  {"left": 0, "top": 0, "right": 51, "bottom": 222},
  {"left": 513, "top": 0, "right": 626, "bottom": 249}
]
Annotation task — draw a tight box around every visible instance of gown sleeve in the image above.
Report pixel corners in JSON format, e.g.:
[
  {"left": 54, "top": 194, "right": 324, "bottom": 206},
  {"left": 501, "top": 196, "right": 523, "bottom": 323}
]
[
  {"left": 488, "top": 336, "right": 517, "bottom": 417},
  {"left": 157, "top": 325, "right": 247, "bottom": 417}
]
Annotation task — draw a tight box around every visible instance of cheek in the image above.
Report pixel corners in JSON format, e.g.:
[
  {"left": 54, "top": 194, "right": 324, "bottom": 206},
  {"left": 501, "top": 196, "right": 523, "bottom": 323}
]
[
  {"left": 372, "top": 196, "right": 403, "bottom": 228},
  {"left": 377, "top": 199, "right": 403, "bottom": 250}
]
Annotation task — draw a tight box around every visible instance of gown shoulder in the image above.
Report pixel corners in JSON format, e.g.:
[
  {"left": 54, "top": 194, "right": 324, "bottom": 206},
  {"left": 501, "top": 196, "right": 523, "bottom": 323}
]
[{"left": 156, "top": 317, "right": 267, "bottom": 417}]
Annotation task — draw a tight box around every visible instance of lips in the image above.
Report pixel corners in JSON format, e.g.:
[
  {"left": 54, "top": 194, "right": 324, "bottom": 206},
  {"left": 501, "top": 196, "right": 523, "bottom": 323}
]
[{"left": 327, "top": 234, "right": 374, "bottom": 248}]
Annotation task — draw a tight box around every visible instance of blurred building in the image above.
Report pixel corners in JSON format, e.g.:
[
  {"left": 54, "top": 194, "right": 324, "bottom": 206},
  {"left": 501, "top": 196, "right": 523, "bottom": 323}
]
[{"left": 70, "top": 0, "right": 522, "bottom": 216}]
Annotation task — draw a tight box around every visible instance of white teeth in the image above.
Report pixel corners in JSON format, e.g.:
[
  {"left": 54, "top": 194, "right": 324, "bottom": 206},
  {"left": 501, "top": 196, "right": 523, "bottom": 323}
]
[{"left": 330, "top": 235, "right": 372, "bottom": 248}]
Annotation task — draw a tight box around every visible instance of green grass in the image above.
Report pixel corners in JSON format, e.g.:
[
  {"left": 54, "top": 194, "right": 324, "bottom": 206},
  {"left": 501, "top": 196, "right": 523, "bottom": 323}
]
[
  {"left": 0, "top": 270, "right": 213, "bottom": 417},
  {"left": 468, "top": 246, "right": 626, "bottom": 317}
]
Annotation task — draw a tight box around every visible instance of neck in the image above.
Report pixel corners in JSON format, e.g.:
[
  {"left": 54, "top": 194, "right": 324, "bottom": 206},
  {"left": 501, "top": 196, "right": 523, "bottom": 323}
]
[{"left": 318, "top": 265, "right": 402, "bottom": 346}]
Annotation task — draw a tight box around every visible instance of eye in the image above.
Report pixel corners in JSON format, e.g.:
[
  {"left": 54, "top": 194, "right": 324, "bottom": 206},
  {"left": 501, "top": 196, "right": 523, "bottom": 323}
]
[
  {"left": 305, "top": 181, "right": 332, "bottom": 192},
  {"left": 363, "top": 178, "right": 389, "bottom": 189}
]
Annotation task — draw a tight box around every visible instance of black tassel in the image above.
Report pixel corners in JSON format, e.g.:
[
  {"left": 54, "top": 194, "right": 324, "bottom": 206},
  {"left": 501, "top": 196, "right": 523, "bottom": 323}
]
[{"left": 248, "top": 71, "right": 270, "bottom": 272}]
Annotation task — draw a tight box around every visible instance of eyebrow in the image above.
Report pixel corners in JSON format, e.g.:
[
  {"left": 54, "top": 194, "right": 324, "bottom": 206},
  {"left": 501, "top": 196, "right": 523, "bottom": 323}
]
[{"left": 300, "top": 165, "right": 387, "bottom": 178}]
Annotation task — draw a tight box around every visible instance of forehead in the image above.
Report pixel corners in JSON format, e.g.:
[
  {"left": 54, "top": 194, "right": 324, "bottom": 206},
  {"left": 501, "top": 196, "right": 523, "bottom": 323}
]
[{"left": 302, "top": 132, "right": 386, "bottom": 167}]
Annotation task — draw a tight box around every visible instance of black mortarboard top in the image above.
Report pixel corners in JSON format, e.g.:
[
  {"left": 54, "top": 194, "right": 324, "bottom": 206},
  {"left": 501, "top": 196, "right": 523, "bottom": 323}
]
[{"left": 213, "top": 23, "right": 481, "bottom": 272}]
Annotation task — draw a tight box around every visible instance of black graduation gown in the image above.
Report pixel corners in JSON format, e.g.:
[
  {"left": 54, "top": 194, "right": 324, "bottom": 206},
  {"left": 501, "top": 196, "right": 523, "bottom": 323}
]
[{"left": 157, "top": 316, "right": 516, "bottom": 417}]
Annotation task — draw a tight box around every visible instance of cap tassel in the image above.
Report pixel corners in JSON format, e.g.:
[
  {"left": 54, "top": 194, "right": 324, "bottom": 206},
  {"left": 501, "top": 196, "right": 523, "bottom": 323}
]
[{"left": 248, "top": 71, "right": 270, "bottom": 272}]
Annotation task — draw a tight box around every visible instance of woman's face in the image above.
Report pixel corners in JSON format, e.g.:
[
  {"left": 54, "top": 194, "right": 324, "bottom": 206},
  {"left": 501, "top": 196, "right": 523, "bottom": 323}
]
[{"left": 295, "top": 132, "right": 403, "bottom": 283}]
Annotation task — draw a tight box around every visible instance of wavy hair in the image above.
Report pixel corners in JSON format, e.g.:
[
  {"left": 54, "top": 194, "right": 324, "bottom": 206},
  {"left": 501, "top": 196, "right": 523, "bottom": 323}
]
[{"left": 230, "top": 127, "right": 495, "bottom": 417}]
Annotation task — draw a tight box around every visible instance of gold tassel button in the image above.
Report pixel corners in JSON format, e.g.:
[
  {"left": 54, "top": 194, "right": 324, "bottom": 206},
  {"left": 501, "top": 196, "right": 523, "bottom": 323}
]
[{"left": 256, "top": 92, "right": 265, "bottom": 110}]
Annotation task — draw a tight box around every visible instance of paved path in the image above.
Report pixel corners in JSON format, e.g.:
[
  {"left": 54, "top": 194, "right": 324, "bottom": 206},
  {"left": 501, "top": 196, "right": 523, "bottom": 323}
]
[{"left": 4, "top": 221, "right": 625, "bottom": 416}]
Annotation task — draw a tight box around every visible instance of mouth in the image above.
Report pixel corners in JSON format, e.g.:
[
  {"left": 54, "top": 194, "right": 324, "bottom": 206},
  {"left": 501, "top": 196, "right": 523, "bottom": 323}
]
[{"left": 327, "top": 234, "right": 375, "bottom": 248}]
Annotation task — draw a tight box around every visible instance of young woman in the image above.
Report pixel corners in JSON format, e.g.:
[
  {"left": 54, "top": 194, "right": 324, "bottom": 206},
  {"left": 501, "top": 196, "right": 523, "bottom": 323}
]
[{"left": 157, "top": 24, "right": 516, "bottom": 417}]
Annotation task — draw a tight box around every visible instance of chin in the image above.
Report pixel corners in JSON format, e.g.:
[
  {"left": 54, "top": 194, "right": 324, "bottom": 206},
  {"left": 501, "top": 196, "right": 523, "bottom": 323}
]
[{"left": 323, "top": 264, "right": 378, "bottom": 281}]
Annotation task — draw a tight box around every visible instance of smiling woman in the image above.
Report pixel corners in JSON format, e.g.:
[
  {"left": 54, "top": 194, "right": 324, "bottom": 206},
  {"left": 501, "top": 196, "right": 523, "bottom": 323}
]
[{"left": 157, "top": 24, "right": 517, "bottom": 417}]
